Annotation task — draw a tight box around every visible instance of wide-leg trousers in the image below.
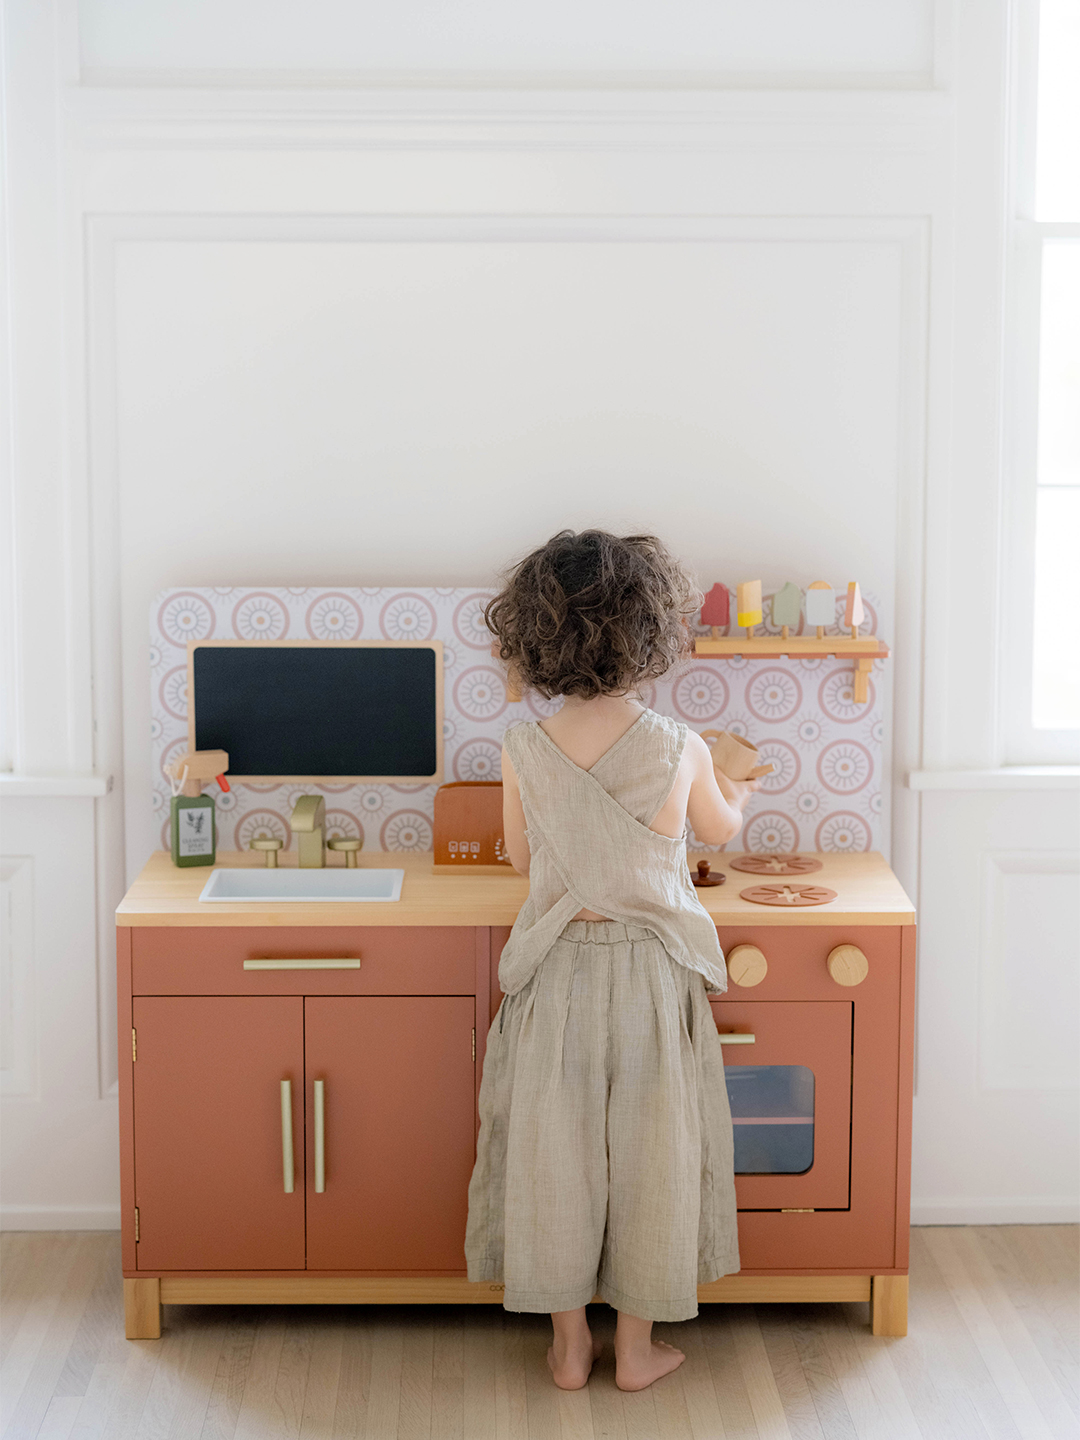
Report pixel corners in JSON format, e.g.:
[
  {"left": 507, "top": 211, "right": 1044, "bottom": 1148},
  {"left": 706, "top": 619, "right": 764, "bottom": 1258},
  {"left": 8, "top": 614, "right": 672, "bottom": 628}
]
[{"left": 464, "top": 920, "right": 740, "bottom": 1322}]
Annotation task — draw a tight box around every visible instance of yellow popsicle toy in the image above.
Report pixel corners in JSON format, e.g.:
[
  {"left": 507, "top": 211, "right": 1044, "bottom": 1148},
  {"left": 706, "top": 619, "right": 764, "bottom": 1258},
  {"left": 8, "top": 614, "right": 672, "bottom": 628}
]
[{"left": 736, "top": 581, "right": 763, "bottom": 638}]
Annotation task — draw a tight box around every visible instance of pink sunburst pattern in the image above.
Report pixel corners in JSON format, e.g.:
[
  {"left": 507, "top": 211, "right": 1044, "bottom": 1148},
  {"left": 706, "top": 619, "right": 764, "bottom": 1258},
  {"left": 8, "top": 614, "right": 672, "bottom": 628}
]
[
  {"left": 672, "top": 668, "right": 729, "bottom": 722},
  {"left": 151, "top": 586, "right": 887, "bottom": 852},
  {"left": 379, "top": 593, "right": 436, "bottom": 641},
  {"left": 232, "top": 593, "right": 289, "bottom": 641},
  {"left": 381, "top": 810, "right": 433, "bottom": 852},
  {"left": 306, "top": 593, "right": 362, "bottom": 641},
  {"left": 815, "top": 812, "right": 872, "bottom": 852}
]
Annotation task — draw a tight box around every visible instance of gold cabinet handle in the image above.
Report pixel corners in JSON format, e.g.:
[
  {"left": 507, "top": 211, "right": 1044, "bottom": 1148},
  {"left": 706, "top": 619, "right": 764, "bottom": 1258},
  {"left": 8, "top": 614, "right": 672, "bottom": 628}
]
[
  {"left": 718, "top": 1033, "right": 756, "bottom": 1045},
  {"left": 314, "top": 1079, "right": 326, "bottom": 1193},
  {"left": 280, "top": 1079, "right": 295, "bottom": 1194},
  {"left": 243, "top": 958, "right": 361, "bottom": 970}
]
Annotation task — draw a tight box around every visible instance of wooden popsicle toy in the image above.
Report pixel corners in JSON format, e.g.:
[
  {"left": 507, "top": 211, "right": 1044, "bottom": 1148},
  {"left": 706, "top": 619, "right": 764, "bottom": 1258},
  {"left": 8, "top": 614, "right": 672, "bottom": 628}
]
[
  {"left": 736, "top": 581, "right": 763, "bottom": 639},
  {"left": 804, "top": 581, "right": 834, "bottom": 639},
  {"left": 700, "top": 583, "right": 730, "bottom": 639},
  {"left": 689, "top": 575, "right": 887, "bottom": 706},
  {"left": 845, "top": 581, "right": 865, "bottom": 639},
  {"left": 771, "top": 581, "right": 802, "bottom": 640},
  {"left": 845, "top": 581, "right": 872, "bottom": 701}
]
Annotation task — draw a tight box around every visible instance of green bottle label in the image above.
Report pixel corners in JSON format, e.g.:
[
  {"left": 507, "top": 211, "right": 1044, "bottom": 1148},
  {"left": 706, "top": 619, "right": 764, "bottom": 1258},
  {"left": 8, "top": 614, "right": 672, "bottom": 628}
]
[{"left": 171, "top": 796, "right": 216, "bottom": 866}]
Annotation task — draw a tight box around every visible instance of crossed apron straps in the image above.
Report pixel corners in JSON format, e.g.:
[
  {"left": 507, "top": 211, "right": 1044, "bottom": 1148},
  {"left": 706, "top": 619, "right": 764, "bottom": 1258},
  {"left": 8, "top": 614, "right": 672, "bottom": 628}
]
[{"left": 509, "top": 720, "right": 687, "bottom": 922}]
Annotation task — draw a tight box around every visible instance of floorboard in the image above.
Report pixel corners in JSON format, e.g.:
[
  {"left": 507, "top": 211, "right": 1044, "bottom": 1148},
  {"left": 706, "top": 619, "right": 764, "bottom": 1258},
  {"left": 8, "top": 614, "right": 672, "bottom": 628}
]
[{"left": 1, "top": 1229, "right": 1076, "bottom": 1440}]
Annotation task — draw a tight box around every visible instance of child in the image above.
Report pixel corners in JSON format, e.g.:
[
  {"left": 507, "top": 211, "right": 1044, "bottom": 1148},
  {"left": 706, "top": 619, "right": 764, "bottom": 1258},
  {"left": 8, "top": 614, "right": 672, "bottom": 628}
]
[{"left": 464, "top": 529, "right": 759, "bottom": 1392}]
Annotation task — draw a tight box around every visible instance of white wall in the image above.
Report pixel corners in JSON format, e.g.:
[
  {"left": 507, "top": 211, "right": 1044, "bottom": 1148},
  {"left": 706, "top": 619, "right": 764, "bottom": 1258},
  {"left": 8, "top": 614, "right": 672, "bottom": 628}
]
[
  {"left": 114, "top": 229, "right": 906, "bottom": 868},
  {"left": 2, "top": 0, "right": 1077, "bottom": 1228}
]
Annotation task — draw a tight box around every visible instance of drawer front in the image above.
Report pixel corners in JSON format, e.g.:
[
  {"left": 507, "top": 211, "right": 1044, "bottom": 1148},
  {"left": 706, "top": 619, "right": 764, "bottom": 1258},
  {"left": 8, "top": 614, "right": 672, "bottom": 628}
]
[
  {"left": 131, "top": 927, "right": 478, "bottom": 995},
  {"left": 711, "top": 999, "right": 852, "bottom": 1212},
  {"left": 715, "top": 926, "right": 901, "bottom": 1001}
]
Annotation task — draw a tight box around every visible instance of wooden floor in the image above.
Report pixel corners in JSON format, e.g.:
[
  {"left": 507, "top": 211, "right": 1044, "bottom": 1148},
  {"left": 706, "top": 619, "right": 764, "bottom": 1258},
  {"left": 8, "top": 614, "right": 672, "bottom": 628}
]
[{"left": 1, "top": 1228, "right": 1076, "bottom": 1440}]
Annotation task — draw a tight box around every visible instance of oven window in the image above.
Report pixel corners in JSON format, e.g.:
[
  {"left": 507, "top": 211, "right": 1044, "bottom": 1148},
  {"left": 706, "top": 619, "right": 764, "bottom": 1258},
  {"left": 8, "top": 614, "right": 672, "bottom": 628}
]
[{"left": 725, "top": 1064, "right": 815, "bottom": 1174}]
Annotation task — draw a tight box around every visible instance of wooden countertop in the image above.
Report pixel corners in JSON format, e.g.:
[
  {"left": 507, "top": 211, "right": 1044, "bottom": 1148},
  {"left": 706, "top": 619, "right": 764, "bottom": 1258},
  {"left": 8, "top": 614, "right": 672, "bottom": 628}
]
[{"left": 116, "top": 850, "right": 915, "bottom": 928}]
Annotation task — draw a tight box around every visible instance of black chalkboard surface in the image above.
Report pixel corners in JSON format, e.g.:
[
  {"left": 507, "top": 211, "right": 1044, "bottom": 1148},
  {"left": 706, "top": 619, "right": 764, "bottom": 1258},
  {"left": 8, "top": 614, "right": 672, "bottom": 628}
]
[{"left": 189, "top": 642, "right": 442, "bottom": 781}]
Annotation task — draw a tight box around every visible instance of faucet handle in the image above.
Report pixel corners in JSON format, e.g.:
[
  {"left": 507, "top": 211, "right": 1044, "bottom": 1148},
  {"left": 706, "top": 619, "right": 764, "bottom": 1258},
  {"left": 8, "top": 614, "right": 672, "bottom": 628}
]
[
  {"left": 250, "top": 838, "right": 284, "bottom": 868},
  {"left": 327, "top": 837, "right": 363, "bottom": 868}
]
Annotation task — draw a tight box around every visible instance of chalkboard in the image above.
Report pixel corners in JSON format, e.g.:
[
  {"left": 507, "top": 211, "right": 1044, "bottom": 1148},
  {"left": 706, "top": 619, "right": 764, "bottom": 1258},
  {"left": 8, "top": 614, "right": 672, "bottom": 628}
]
[{"left": 189, "top": 642, "right": 442, "bottom": 781}]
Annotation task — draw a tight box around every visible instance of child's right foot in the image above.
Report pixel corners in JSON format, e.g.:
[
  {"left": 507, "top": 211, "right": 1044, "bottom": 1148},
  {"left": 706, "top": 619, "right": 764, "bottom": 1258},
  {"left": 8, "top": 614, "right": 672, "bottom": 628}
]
[{"left": 614, "top": 1338, "right": 685, "bottom": 1391}]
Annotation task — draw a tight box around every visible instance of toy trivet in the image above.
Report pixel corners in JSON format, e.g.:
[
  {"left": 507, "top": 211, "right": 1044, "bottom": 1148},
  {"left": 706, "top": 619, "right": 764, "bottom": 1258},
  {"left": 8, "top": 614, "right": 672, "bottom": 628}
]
[
  {"left": 691, "top": 859, "right": 726, "bottom": 887},
  {"left": 740, "top": 883, "right": 838, "bottom": 907},
  {"left": 729, "top": 854, "right": 823, "bottom": 876}
]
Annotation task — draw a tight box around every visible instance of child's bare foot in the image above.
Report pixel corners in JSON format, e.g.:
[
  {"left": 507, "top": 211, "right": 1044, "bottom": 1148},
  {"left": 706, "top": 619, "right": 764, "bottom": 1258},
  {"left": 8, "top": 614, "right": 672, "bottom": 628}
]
[
  {"left": 614, "top": 1337, "right": 685, "bottom": 1391},
  {"left": 547, "top": 1335, "right": 603, "bottom": 1390}
]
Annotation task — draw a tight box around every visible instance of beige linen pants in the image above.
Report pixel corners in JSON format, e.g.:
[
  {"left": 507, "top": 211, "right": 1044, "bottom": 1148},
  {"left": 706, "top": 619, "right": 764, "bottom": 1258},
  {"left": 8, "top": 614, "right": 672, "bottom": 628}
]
[{"left": 464, "top": 920, "right": 740, "bottom": 1322}]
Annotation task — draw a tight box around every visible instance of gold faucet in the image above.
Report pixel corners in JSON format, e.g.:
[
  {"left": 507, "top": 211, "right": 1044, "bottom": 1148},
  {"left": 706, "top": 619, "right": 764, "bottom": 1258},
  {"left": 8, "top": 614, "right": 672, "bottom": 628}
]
[{"left": 290, "top": 795, "right": 326, "bottom": 868}]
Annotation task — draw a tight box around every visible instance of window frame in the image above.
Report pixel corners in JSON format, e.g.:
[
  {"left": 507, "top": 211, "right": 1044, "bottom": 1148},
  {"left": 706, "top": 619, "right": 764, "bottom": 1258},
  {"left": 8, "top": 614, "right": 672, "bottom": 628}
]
[{"left": 999, "top": 0, "right": 1080, "bottom": 765}]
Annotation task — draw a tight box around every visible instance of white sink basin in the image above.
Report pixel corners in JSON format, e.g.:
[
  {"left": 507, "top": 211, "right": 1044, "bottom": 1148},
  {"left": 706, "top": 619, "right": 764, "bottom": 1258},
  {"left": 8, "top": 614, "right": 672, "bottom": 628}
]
[{"left": 198, "top": 868, "right": 405, "bottom": 903}]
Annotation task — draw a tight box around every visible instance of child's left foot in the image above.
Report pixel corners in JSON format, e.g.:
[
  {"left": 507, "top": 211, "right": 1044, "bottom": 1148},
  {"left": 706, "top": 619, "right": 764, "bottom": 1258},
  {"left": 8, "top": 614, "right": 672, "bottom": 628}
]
[{"left": 547, "top": 1335, "right": 603, "bottom": 1389}]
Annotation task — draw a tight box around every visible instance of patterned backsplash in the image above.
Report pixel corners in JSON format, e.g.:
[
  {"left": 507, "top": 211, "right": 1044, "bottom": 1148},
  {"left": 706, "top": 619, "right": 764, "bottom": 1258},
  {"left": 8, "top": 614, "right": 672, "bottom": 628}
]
[{"left": 151, "top": 586, "right": 886, "bottom": 854}]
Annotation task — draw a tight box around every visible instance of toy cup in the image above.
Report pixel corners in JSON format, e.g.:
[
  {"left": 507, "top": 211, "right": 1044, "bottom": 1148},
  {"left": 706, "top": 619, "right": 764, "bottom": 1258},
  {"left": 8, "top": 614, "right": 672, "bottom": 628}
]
[{"left": 701, "top": 729, "right": 774, "bottom": 781}]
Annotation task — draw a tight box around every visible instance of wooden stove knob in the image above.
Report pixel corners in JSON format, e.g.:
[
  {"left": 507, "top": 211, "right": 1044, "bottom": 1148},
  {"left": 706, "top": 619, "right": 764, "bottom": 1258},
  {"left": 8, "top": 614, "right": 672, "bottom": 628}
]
[
  {"left": 826, "top": 944, "right": 869, "bottom": 986},
  {"left": 726, "top": 944, "right": 768, "bottom": 988}
]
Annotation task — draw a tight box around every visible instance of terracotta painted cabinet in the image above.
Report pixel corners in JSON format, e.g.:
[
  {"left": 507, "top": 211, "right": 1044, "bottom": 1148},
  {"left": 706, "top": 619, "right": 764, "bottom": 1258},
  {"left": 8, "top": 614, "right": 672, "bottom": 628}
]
[
  {"left": 303, "top": 996, "right": 476, "bottom": 1271},
  {"left": 117, "top": 851, "right": 914, "bottom": 1342},
  {"left": 129, "top": 994, "right": 476, "bottom": 1275},
  {"left": 131, "top": 995, "right": 305, "bottom": 1271}
]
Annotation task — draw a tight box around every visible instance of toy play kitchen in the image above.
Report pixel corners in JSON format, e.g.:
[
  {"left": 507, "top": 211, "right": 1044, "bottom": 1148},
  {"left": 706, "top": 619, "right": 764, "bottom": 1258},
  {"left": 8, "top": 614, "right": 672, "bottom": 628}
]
[{"left": 119, "top": 585, "right": 912, "bottom": 1341}]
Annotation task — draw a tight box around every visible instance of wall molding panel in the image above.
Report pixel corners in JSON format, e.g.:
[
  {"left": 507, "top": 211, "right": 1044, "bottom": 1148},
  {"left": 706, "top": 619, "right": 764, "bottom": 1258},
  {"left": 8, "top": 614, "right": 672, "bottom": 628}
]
[
  {"left": 74, "top": 0, "right": 945, "bottom": 95},
  {"left": 978, "top": 849, "right": 1080, "bottom": 1092},
  {"left": 84, "top": 212, "right": 927, "bottom": 886},
  {"left": 0, "top": 856, "right": 36, "bottom": 1098}
]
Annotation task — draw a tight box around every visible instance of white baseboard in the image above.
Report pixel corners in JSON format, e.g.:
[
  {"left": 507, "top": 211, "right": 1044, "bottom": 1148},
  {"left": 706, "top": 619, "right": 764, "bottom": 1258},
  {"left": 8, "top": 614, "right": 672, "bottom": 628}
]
[
  {"left": 4, "top": 1202, "right": 1075, "bottom": 1232},
  {"left": 1, "top": 1205, "right": 121, "bottom": 1231},
  {"left": 912, "top": 1198, "right": 1080, "bottom": 1225}
]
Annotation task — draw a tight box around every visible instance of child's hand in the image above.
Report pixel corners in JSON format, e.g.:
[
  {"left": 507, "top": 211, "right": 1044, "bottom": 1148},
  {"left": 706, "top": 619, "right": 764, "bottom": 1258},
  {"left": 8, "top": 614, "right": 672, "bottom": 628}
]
[{"left": 713, "top": 768, "right": 761, "bottom": 812}]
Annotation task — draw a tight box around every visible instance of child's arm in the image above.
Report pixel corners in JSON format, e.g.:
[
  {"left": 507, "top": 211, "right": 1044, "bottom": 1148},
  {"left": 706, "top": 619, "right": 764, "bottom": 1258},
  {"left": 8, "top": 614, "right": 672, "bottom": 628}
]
[
  {"left": 500, "top": 747, "right": 531, "bottom": 876},
  {"left": 684, "top": 730, "right": 760, "bottom": 846}
]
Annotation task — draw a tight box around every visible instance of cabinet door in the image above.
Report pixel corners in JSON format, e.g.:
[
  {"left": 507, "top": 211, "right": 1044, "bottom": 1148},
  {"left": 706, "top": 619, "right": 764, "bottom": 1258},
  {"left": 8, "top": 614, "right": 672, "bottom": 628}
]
[
  {"left": 305, "top": 997, "right": 475, "bottom": 1271},
  {"left": 132, "top": 996, "right": 304, "bottom": 1270}
]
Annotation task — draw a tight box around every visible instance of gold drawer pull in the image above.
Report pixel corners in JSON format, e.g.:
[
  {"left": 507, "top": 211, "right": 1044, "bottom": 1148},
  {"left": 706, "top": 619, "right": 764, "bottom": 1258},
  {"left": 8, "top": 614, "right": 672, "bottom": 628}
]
[
  {"left": 314, "top": 1079, "right": 326, "bottom": 1194},
  {"left": 718, "top": 1033, "right": 756, "bottom": 1045},
  {"left": 243, "top": 958, "right": 361, "bottom": 970},
  {"left": 280, "top": 1079, "right": 295, "bottom": 1194}
]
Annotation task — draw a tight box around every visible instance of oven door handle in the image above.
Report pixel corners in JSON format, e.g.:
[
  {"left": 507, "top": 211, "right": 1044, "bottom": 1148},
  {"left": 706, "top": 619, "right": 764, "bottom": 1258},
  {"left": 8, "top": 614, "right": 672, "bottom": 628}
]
[{"left": 718, "top": 1032, "right": 756, "bottom": 1045}]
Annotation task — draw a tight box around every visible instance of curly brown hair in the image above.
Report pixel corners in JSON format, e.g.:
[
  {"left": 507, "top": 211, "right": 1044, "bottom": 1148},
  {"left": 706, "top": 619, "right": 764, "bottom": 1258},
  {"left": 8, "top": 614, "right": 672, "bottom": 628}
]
[{"left": 485, "top": 529, "right": 700, "bottom": 701}]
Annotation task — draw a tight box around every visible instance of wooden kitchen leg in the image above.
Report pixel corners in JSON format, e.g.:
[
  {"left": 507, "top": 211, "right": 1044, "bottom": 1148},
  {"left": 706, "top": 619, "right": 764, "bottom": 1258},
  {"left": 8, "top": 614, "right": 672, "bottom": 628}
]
[
  {"left": 124, "top": 1278, "right": 162, "bottom": 1339},
  {"left": 871, "top": 1275, "right": 908, "bottom": 1336}
]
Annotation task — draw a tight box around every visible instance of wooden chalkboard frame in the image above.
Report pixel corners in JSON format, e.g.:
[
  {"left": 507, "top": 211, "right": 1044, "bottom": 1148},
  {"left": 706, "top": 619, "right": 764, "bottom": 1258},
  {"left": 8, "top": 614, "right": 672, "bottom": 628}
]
[{"left": 186, "top": 640, "right": 444, "bottom": 784}]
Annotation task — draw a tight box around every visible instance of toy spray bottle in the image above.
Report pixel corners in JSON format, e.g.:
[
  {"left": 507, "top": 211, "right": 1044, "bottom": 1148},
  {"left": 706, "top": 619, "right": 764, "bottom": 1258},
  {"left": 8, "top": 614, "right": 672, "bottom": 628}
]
[{"left": 167, "top": 749, "right": 230, "bottom": 867}]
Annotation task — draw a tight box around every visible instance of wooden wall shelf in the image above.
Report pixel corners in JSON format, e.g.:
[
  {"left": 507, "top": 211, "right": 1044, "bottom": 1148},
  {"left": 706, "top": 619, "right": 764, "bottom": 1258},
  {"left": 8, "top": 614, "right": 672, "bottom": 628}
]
[{"left": 692, "top": 636, "right": 890, "bottom": 703}]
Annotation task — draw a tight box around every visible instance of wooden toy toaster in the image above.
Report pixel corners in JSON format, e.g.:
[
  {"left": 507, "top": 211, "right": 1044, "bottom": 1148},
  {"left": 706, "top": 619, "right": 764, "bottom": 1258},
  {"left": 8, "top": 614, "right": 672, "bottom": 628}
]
[{"left": 433, "top": 782, "right": 513, "bottom": 873}]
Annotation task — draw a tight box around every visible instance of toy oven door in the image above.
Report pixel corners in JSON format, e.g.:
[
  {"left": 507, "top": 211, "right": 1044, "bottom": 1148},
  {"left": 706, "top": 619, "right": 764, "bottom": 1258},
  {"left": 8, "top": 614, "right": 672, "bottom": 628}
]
[{"left": 710, "top": 999, "right": 852, "bottom": 1211}]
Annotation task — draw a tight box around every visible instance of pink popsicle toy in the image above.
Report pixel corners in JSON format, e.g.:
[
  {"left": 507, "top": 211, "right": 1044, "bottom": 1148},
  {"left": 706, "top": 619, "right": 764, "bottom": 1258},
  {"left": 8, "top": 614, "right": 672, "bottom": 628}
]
[
  {"left": 700, "top": 583, "right": 730, "bottom": 638},
  {"left": 845, "top": 581, "right": 865, "bottom": 639}
]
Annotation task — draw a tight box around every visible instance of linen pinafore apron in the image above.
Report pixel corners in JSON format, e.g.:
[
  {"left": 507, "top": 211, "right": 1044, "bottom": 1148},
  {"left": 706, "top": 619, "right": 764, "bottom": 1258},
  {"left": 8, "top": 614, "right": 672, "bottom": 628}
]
[{"left": 464, "top": 709, "right": 740, "bottom": 1322}]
